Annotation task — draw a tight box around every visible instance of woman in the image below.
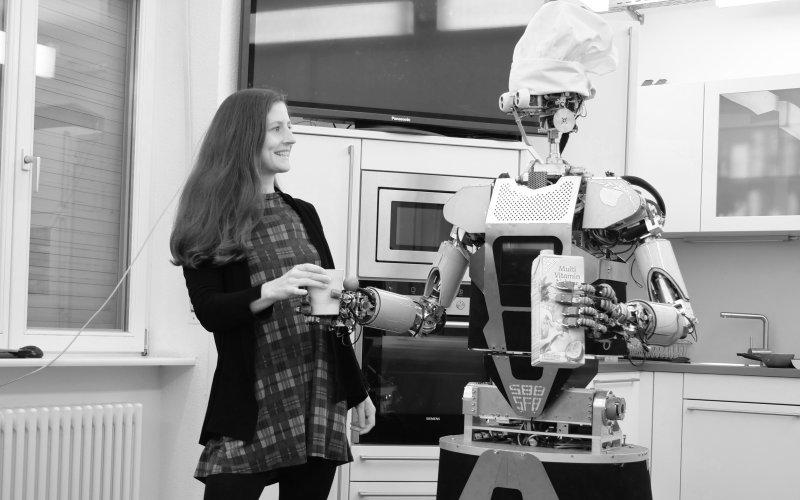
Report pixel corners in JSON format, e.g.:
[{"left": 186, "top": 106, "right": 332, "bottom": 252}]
[{"left": 170, "top": 88, "right": 375, "bottom": 500}]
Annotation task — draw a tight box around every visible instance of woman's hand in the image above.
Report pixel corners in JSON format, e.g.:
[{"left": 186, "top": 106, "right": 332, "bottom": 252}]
[
  {"left": 250, "top": 263, "right": 330, "bottom": 314},
  {"left": 351, "top": 396, "right": 376, "bottom": 435}
]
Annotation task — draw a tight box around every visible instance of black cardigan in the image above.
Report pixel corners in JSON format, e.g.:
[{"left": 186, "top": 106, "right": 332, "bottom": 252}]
[{"left": 183, "top": 193, "right": 367, "bottom": 445}]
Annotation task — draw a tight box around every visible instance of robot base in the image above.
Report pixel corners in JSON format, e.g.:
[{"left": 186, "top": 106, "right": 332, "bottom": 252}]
[{"left": 436, "top": 436, "right": 652, "bottom": 500}]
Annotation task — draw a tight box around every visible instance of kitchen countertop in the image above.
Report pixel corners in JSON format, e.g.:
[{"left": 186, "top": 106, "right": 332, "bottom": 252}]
[{"left": 598, "top": 360, "right": 800, "bottom": 378}]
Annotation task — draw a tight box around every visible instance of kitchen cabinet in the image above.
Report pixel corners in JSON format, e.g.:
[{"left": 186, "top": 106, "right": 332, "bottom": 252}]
[
  {"left": 680, "top": 399, "right": 800, "bottom": 499},
  {"left": 645, "top": 371, "right": 800, "bottom": 500},
  {"left": 631, "top": 74, "right": 800, "bottom": 235},
  {"left": 700, "top": 74, "right": 800, "bottom": 233},
  {"left": 279, "top": 133, "right": 361, "bottom": 273},
  {"left": 348, "top": 446, "right": 439, "bottom": 500},
  {"left": 588, "top": 371, "right": 654, "bottom": 450},
  {"left": 630, "top": 83, "right": 704, "bottom": 233},
  {"left": 350, "top": 446, "right": 440, "bottom": 482},
  {"left": 360, "top": 139, "right": 518, "bottom": 178},
  {"left": 650, "top": 372, "right": 685, "bottom": 500},
  {"left": 563, "top": 21, "right": 638, "bottom": 177},
  {"left": 348, "top": 482, "right": 437, "bottom": 500}
]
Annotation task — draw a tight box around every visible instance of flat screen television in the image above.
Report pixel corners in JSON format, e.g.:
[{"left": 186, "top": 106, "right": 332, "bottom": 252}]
[{"left": 239, "top": 0, "right": 545, "bottom": 138}]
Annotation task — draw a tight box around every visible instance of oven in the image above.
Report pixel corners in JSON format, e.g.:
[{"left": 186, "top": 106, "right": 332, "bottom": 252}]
[
  {"left": 353, "top": 280, "right": 488, "bottom": 445},
  {"left": 354, "top": 170, "right": 496, "bottom": 445},
  {"left": 357, "top": 170, "right": 495, "bottom": 282}
]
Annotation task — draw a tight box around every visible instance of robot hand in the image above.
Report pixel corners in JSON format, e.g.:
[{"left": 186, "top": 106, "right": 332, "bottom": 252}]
[
  {"left": 554, "top": 282, "right": 693, "bottom": 348},
  {"left": 554, "top": 282, "right": 628, "bottom": 342}
]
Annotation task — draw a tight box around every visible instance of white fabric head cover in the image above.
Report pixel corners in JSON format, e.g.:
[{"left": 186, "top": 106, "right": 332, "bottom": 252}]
[{"left": 509, "top": 0, "right": 618, "bottom": 99}]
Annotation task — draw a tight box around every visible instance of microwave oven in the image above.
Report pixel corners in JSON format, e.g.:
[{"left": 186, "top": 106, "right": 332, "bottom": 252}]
[{"left": 357, "top": 170, "right": 496, "bottom": 282}]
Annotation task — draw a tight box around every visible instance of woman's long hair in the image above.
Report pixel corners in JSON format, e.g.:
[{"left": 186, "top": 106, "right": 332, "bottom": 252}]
[{"left": 170, "top": 88, "right": 286, "bottom": 267}]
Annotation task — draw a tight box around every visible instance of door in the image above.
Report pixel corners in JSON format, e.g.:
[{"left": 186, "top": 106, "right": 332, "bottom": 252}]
[{"left": 681, "top": 399, "right": 800, "bottom": 499}]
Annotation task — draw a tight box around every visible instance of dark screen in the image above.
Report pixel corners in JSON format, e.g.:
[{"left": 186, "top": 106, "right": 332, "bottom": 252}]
[
  {"left": 390, "top": 201, "right": 450, "bottom": 252},
  {"left": 499, "top": 241, "right": 555, "bottom": 285},
  {"left": 248, "top": 0, "right": 532, "bottom": 132},
  {"left": 492, "top": 236, "right": 563, "bottom": 307}
]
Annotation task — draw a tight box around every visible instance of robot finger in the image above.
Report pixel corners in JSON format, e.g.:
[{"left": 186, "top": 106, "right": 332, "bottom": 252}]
[
  {"left": 555, "top": 282, "right": 595, "bottom": 294},
  {"left": 555, "top": 294, "right": 594, "bottom": 306},
  {"left": 596, "top": 283, "right": 617, "bottom": 302},
  {"left": 587, "top": 324, "right": 611, "bottom": 339},
  {"left": 562, "top": 317, "right": 597, "bottom": 329},
  {"left": 562, "top": 306, "right": 598, "bottom": 317},
  {"left": 594, "top": 298, "right": 615, "bottom": 312}
]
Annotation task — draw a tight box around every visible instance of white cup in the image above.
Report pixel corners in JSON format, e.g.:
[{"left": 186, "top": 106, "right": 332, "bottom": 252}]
[{"left": 307, "top": 269, "right": 344, "bottom": 316}]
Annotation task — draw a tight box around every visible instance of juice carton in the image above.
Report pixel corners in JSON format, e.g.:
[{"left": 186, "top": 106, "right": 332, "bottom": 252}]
[{"left": 531, "top": 250, "right": 585, "bottom": 367}]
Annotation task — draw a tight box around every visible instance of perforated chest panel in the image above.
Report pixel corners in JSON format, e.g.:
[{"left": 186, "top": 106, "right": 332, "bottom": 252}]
[{"left": 488, "top": 177, "right": 580, "bottom": 225}]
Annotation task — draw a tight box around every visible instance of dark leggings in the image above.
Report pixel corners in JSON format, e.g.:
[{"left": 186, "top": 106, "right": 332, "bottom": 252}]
[{"left": 203, "top": 458, "right": 338, "bottom": 500}]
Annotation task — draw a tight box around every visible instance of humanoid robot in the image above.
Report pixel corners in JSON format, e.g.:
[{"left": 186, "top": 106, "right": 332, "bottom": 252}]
[{"left": 299, "top": 3, "right": 698, "bottom": 498}]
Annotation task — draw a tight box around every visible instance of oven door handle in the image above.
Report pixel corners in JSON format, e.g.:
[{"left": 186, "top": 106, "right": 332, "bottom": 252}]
[
  {"left": 445, "top": 321, "right": 469, "bottom": 328},
  {"left": 359, "top": 455, "right": 439, "bottom": 461}
]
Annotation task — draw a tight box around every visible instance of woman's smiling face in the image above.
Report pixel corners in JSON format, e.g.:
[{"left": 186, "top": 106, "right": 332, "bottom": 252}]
[{"left": 259, "top": 101, "right": 296, "bottom": 179}]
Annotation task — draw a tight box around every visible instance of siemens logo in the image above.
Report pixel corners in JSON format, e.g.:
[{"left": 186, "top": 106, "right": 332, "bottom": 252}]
[
  {"left": 425, "top": 417, "right": 440, "bottom": 421},
  {"left": 391, "top": 116, "right": 411, "bottom": 122}
]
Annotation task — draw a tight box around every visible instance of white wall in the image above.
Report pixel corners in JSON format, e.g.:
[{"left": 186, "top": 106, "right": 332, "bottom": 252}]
[
  {"left": 146, "top": 0, "right": 241, "bottom": 499},
  {"left": 0, "top": 367, "right": 169, "bottom": 500},
  {"left": 624, "top": 239, "right": 800, "bottom": 364},
  {"left": 608, "top": 2, "right": 800, "bottom": 363}
]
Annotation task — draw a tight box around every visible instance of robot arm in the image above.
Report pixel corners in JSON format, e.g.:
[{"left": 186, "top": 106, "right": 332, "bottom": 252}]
[
  {"left": 579, "top": 178, "right": 697, "bottom": 348},
  {"left": 308, "top": 225, "right": 478, "bottom": 338}
]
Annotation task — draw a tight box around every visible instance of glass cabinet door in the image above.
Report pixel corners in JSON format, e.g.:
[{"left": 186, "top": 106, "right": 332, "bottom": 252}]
[{"left": 701, "top": 74, "right": 800, "bottom": 232}]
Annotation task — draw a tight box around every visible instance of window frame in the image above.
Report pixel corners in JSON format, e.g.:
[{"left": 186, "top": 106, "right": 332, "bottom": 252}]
[{"left": 0, "top": 0, "right": 158, "bottom": 353}]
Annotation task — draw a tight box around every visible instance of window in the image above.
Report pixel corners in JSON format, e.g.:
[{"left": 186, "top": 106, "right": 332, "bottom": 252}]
[{"left": 0, "top": 0, "right": 146, "bottom": 352}]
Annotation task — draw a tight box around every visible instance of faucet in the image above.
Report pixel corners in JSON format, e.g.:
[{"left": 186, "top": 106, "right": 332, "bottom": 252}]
[{"left": 720, "top": 312, "right": 770, "bottom": 355}]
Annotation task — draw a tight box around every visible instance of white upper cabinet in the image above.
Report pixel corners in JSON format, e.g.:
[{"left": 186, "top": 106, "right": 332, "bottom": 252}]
[
  {"left": 561, "top": 21, "right": 638, "bottom": 177},
  {"left": 278, "top": 133, "right": 360, "bottom": 272},
  {"left": 631, "top": 83, "right": 704, "bottom": 233},
  {"left": 701, "top": 74, "right": 800, "bottom": 232},
  {"left": 361, "top": 139, "right": 518, "bottom": 179},
  {"left": 632, "top": 74, "right": 800, "bottom": 234}
]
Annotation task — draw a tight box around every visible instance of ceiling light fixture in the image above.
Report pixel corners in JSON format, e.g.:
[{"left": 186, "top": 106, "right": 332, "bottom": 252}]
[
  {"left": 715, "top": 0, "right": 785, "bottom": 8},
  {"left": 254, "top": 2, "right": 414, "bottom": 44},
  {"left": 579, "top": 0, "right": 612, "bottom": 12}
]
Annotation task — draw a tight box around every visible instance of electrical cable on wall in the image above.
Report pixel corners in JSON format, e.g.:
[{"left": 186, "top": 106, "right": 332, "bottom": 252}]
[{"left": 0, "top": 185, "right": 185, "bottom": 389}]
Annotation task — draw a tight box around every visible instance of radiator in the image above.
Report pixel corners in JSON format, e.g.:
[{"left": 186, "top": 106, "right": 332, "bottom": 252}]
[{"left": 0, "top": 404, "right": 143, "bottom": 500}]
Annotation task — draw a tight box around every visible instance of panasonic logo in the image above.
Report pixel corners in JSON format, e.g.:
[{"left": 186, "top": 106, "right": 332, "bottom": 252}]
[
  {"left": 425, "top": 417, "right": 440, "bottom": 421},
  {"left": 391, "top": 116, "right": 411, "bottom": 122}
]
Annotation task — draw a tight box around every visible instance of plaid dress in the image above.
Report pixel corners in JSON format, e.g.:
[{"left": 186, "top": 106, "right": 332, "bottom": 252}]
[{"left": 195, "top": 193, "right": 351, "bottom": 479}]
